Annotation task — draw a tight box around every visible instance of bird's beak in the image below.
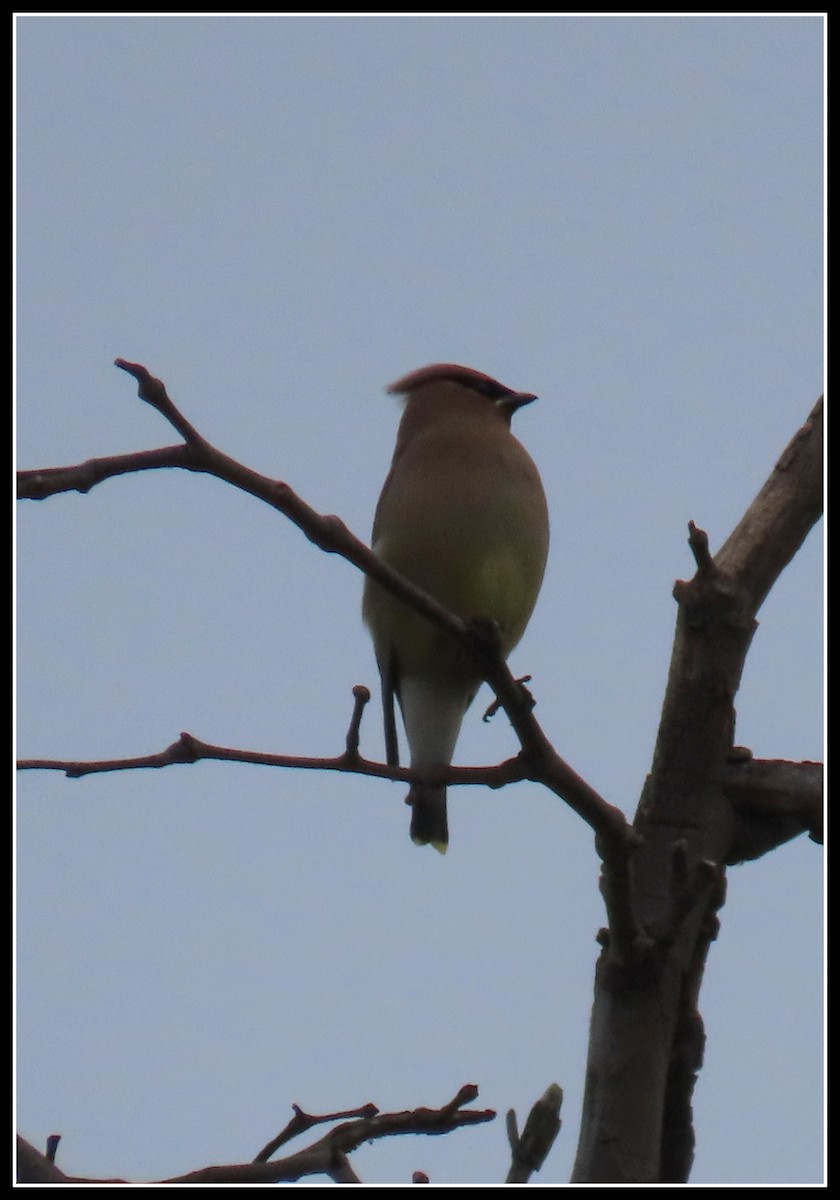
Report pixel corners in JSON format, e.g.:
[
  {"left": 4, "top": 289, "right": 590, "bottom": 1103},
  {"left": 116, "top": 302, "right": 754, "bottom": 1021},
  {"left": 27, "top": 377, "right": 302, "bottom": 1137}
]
[{"left": 500, "top": 391, "right": 538, "bottom": 415}]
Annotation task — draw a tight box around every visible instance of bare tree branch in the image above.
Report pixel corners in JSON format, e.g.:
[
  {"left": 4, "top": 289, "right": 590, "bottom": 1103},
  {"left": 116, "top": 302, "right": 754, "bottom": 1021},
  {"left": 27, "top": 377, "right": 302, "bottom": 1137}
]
[
  {"left": 16, "top": 1137, "right": 67, "bottom": 1184},
  {"left": 17, "top": 360, "right": 630, "bottom": 851},
  {"left": 715, "top": 396, "right": 824, "bottom": 613},
  {"left": 505, "top": 1084, "right": 563, "bottom": 1183},
  {"left": 17, "top": 364, "right": 823, "bottom": 1185},
  {"left": 253, "top": 1101, "right": 380, "bottom": 1164},
  {"left": 572, "top": 396, "right": 823, "bottom": 1184},
  {"left": 723, "top": 756, "right": 823, "bottom": 861},
  {"left": 16, "top": 1087, "right": 495, "bottom": 1185},
  {"left": 15, "top": 722, "right": 530, "bottom": 787}
]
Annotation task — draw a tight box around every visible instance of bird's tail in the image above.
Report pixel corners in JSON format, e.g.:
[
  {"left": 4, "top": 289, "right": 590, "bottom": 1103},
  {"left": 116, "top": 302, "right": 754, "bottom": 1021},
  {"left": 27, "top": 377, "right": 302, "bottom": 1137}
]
[{"left": 408, "top": 784, "right": 448, "bottom": 854}]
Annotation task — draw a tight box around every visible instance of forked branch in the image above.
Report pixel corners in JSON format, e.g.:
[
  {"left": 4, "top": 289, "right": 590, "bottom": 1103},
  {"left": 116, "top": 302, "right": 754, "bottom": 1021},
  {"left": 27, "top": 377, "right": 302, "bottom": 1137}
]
[{"left": 16, "top": 1086, "right": 494, "bottom": 1185}]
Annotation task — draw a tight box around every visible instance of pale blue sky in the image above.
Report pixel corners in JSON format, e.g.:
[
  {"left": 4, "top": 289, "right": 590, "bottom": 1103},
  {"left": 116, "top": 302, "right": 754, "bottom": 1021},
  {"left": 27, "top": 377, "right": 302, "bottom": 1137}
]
[{"left": 15, "top": 14, "right": 824, "bottom": 1185}]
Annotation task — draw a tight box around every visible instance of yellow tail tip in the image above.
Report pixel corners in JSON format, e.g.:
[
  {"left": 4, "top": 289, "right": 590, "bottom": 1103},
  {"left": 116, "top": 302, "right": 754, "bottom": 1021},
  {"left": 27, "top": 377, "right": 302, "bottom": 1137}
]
[{"left": 411, "top": 835, "right": 448, "bottom": 854}]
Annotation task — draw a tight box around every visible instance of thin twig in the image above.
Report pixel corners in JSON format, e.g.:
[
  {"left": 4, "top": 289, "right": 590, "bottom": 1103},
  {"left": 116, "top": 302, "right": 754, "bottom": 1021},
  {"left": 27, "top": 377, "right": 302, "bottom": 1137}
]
[{"left": 253, "top": 1101, "right": 379, "bottom": 1163}]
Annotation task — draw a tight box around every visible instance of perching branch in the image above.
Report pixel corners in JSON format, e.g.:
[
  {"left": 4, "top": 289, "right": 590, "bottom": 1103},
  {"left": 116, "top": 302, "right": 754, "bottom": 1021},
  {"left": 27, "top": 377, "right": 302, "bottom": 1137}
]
[
  {"left": 17, "top": 365, "right": 822, "bottom": 968},
  {"left": 18, "top": 364, "right": 823, "bottom": 1186},
  {"left": 17, "top": 366, "right": 823, "bottom": 932},
  {"left": 16, "top": 722, "right": 528, "bottom": 788},
  {"left": 17, "top": 359, "right": 628, "bottom": 851}
]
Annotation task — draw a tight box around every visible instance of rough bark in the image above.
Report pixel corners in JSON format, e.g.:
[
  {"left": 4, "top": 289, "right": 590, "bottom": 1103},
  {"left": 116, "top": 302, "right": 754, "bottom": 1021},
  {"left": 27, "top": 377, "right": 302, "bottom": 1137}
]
[{"left": 571, "top": 397, "right": 823, "bottom": 1183}]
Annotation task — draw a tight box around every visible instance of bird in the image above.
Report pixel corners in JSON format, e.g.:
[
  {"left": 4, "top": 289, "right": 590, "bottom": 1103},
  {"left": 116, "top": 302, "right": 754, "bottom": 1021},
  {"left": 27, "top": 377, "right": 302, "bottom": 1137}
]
[{"left": 362, "top": 363, "right": 549, "bottom": 852}]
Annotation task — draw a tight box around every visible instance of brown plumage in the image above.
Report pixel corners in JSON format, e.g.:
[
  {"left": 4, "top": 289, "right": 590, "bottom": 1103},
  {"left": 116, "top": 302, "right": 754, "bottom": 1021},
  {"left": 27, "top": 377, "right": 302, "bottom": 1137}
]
[{"left": 363, "top": 364, "right": 549, "bottom": 851}]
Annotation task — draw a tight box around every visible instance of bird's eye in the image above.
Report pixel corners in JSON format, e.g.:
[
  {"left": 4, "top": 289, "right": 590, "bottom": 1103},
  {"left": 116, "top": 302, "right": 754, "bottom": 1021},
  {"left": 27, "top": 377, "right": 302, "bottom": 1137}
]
[{"left": 474, "top": 380, "right": 512, "bottom": 402}]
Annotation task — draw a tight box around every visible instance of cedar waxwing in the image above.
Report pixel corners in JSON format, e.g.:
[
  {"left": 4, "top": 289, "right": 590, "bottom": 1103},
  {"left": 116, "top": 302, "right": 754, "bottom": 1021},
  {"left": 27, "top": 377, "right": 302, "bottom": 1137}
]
[{"left": 362, "top": 364, "right": 549, "bottom": 852}]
